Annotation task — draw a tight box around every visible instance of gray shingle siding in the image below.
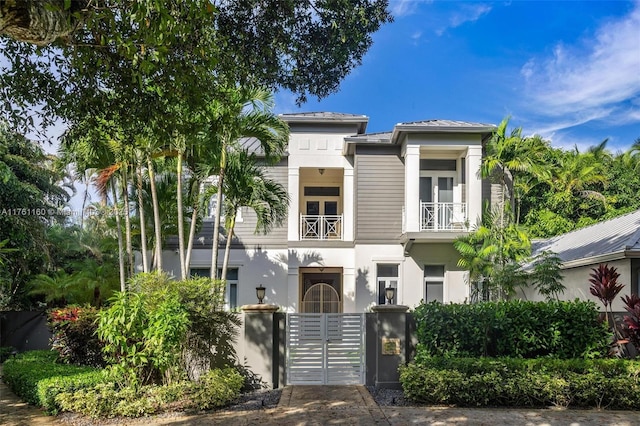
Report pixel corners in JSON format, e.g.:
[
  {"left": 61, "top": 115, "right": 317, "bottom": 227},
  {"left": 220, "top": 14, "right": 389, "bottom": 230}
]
[{"left": 354, "top": 145, "right": 404, "bottom": 242}]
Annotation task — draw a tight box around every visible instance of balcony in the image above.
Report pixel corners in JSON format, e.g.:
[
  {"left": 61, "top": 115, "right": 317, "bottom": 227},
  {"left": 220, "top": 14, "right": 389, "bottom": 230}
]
[
  {"left": 420, "top": 202, "right": 468, "bottom": 231},
  {"left": 300, "top": 215, "right": 344, "bottom": 240}
]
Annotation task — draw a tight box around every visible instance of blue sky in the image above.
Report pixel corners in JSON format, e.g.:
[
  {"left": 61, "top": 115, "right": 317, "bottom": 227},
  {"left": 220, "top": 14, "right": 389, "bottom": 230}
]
[{"left": 276, "top": 0, "right": 640, "bottom": 152}]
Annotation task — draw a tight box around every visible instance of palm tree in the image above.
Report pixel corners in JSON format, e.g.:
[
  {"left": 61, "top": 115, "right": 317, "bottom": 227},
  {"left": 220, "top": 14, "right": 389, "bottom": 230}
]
[
  {"left": 205, "top": 87, "right": 289, "bottom": 279},
  {"left": 482, "top": 117, "right": 545, "bottom": 225},
  {"left": 219, "top": 150, "right": 289, "bottom": 279}
]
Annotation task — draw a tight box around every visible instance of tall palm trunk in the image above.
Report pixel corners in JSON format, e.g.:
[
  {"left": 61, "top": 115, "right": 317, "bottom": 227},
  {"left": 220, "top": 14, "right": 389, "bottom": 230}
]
[
  {"left": 221, "top": 215, "right": 235, "bottom": 283},
  {"left": 210, "top": 150, "right": 226, "bottom": 280},
  {"left": 136, "top": 162, "right": 149, "bottom": 272},
  {"left": 121, "top": 165, "right": 134, "bottom": 277},
  {"left": 111, "top": 182, "right": 126, "bottom": 291},
  {"left": 147, "top": 157, "right": 163, "bottom": 272},
  {"left": 176, "top": 151, "right": 186, "bottom": 279},
  {"left": 185, "top": 205, "right": 199, "bottom": 274}
]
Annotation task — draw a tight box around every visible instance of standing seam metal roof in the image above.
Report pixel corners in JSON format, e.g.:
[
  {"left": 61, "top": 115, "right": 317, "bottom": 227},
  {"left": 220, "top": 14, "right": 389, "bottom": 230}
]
[{"left": 531, "top": 209, "right": 640, "bottom": 263}]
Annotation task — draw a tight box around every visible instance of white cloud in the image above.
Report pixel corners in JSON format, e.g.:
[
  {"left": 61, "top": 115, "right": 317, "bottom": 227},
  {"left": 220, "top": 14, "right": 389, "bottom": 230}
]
[
  {"left": 435, "top": 3, "right": 493, "bottom": 35},
  {"left": 390, "top": 0, "right": 423, "bottom": 18},
  {"left": 521, "top": 1, "right": 640, "bottom": 130},
  {"left": 449, "top": 4, "right": 493, "bottom": 28}
]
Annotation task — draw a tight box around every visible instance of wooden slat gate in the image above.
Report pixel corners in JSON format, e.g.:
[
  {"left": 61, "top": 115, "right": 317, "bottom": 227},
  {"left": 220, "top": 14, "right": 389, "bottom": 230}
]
[{"left": 286, "top": 313, "right": 364, "bottom": 385}]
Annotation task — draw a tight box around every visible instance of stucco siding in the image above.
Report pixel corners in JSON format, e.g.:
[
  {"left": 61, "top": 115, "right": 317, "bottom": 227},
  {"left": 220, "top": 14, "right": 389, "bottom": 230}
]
[
  {"left": 518, "top": 259, "right": 632, "bottom": 312},
  {"left": 354, "top": 146, "right": 404, "bottom": 242}
]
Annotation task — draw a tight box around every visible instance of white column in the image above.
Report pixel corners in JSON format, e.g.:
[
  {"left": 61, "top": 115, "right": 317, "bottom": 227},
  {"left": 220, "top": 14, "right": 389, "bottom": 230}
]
[
  {"left": 288, "top": 167, "right": 299, "bottom": 241},
  {"left": 343, "top": 167, "right": 354, "bottom": 241},
  {"left": 342, "top": 266, "right": 356, "bottom": 312},
  {"left": 404, "top": 145, "right": 421, "bottom": 233},
  {"left": 466, "top": 146, "right": 483, "bottom": 228},
  {"left": 288, "top": 266, "right": 299, "bottom": 313}
]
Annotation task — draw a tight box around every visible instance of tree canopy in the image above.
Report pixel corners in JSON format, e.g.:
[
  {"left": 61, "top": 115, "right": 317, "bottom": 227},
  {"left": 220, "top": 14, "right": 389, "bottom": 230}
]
[{"left": 0, "top": 0, "right": 393, "bottom": 137}]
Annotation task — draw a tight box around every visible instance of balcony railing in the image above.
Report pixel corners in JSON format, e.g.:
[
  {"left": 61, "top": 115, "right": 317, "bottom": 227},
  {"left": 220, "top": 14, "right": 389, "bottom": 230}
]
[
  {"left": 300, "top": 214, "right": 343, "bottom": 240},
  {"left": 420, "top": 202, "right": 468, "bottom": 231}
]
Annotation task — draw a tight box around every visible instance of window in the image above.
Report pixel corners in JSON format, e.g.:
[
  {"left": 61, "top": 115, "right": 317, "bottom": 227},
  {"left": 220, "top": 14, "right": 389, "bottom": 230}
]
[
  {"left": 219, "top": 268, "right": 239, "bottom": 309},
  {"left": 377, "top": 264, "right": 399, "bottom": 305},
  {"left": 188, "top": 267, "right": 239, "bottom": 309},
  {"left": 424, "top": 265, "right": 445, "bottom": 303}
]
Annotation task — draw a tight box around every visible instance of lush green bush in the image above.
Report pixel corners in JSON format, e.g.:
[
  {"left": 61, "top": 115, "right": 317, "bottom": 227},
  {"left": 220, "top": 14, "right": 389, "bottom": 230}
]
[
  {"left": 97, "top": 291, "right": 190, "bottom": 388},
  {"left": 130, "top": 273, "right": 241, "bottom": 375},
  {"left": 400, "top": 358, "right": 640, "bottom": 409},
  {"left": 413, "top": 300, "right": 610, "bottom": 359},
  {"left": 55, "top": 368, "right": 244, "bottom": 418},
  {"left": 48, "top": 306, "right": 105, "bottom": 367},
  {"left": 1, "top": 350, "right": 104, "bottom": 414}
]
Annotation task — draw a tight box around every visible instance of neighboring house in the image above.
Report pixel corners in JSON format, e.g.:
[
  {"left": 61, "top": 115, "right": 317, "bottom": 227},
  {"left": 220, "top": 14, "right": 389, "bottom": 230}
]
[
  {"left": 163, "top": 112, "right": 496, "bottom": 313},
  {"left": 523, "top": 209, "right": 640, "bottom": 311}
]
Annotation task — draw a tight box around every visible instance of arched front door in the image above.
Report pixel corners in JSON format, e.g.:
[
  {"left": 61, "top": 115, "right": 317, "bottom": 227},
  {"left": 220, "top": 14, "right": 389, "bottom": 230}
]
[{"left": 300, "top": 270, "right": 342, "bottom": 313}]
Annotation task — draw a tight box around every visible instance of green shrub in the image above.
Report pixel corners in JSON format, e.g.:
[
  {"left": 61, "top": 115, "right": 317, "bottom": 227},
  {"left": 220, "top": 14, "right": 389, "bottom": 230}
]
[
  {"left": 48, "top": 306, "right": 105, "bottom": 367},
  {"left": 413, "top": 300, "right": 609, "bottom": 359},
  {"left": 97, "top": 291, "right": 189, "bottom": 388},
  {"left": 400, "top": 358, "right": 640, "bottom": 409},
  {"left": 2, "top": 350, "right": 104, "bottom": 414},
  {"left": 55, "top": 367, "right": 243, "bottom": 418}
]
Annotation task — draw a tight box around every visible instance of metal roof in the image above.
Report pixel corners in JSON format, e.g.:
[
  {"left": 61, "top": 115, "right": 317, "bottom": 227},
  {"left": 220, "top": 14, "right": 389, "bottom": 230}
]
[
  {"left": 279, "top": 112, "right": 369, "bottom": 133},
  {"left": 531, "top": 209, "right": 640, "bottom": 265},
  {"left": 396, "top": 119, "right": 496, "bottom": 129}
]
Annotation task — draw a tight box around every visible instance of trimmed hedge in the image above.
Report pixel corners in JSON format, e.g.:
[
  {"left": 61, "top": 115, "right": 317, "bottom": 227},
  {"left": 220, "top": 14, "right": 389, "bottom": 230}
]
[
  {"left": 1, "top": 350, "right": 104, "bottom": 414},
  {"left": 54, "top": 368, "right": 244, "bottom": 418},
  {"left": 414, "top": 300, "right": 610, "bottom": 359},
  {"left": 2, "top": 350, "right": 244, "bottom": 418},
  {"left": 400, "top": 358, "right": 640, "bottom": 409}
]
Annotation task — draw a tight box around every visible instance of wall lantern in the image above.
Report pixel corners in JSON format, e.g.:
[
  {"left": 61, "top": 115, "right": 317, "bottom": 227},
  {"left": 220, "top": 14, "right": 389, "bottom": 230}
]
[
  {"left": 256, "top": 285, "right": 266, "bottom": 304},
  {"left": 385, "top": 286, "right": 395, "bottom": 305}
]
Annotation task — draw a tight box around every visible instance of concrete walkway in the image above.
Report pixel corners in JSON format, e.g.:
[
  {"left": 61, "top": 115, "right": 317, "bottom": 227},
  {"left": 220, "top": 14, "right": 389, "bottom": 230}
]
[{"left": 3, "top": 377, "right": 640, "bottom": 425}]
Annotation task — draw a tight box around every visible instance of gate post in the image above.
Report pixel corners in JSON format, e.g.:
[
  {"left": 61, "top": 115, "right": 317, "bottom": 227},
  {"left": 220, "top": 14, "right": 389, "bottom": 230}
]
[
  {"left": 367, "top": 305, "right": 410, "bottom": 389},
  {"left": 241, "top": 304, "right": 281, "bottom": 389}
]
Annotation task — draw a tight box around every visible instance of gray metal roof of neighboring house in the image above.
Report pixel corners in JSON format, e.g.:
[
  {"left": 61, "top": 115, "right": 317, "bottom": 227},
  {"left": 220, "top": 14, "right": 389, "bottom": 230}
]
[{"left": 531, "top": 209, "right": 640, "bottom": 265}]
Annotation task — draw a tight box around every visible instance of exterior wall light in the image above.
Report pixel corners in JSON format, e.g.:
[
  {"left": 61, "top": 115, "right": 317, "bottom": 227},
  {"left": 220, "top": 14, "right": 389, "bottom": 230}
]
[
  {"left": 385, "top": 286, "right": 395, "bottom": 305},
  {"left": 256, "top": 285, "right": 266, "bottom": 304}
]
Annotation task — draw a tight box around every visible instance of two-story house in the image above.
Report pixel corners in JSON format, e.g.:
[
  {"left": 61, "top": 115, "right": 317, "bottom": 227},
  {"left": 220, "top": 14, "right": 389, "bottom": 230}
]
[{"left": 164, "top": 112, "right": 496, "bottom": 313}]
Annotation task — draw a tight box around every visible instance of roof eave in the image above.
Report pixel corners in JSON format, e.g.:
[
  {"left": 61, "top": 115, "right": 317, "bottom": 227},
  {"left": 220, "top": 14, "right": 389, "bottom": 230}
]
[{"left": 390, "top": 125, "right": 496, "bottom": 144}]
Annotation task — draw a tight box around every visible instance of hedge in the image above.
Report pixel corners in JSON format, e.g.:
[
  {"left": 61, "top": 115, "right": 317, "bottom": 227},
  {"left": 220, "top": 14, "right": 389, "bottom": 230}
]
[
  {"left": 54, "top": 368, "right": 244, "bottom": 418},
  {"left": 400, "top": 358, "right": 640, "bottom": 409},
  {"left": 413, "top": 300, "right": 610, "bottom": 359},
  {"left": 2, "top": 350, "right": 244, "bottom": 418},
  {"left": 1, "top": 350, "right": 105, "bottom": 414}
]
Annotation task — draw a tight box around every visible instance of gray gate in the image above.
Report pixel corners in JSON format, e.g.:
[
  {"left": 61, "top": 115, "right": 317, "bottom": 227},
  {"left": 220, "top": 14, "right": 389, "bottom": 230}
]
[{"left": 286, "top": 313, "right": 364, "bottom": 385}]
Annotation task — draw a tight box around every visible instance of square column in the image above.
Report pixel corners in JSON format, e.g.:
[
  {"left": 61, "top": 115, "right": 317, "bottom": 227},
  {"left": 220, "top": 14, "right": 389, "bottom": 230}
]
[
  {"left": 287, "top": 167, "right": 299, "bottom": 241},
  {"left": 466, "top": 146, "right": 483, "bottom": 228},
  {"left": 403, "top": 145, "right": 421, "bottom": 232}
]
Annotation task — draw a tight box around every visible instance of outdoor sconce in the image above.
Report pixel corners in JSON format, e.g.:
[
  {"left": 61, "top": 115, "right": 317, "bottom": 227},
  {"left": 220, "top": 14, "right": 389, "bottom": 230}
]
[
  {"left": 385, "top": 286, "right": 395, "bottom": 305},
  {"left": 256, "top": 285, "right": 266, "bottom": 304},
  {"left": 318, "top": 168, "right": 325, "bottom": 175}
]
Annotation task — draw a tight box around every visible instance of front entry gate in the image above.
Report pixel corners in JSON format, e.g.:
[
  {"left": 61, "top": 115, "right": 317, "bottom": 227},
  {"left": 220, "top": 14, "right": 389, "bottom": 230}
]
[{"left": 286, "top": 313, "right": 364, "bottom": 385}]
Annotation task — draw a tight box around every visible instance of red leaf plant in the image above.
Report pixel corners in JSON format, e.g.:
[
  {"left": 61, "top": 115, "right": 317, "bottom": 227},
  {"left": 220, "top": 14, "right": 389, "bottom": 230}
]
[
  {"left": 589, "top": 264, "right": 626, "bottom": 347},
  {"left": 589, "top": 264, "right": 624, "bottom": 308},
  {"left": 621, "top": 294, "right": 640, "bottom": 350}
]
